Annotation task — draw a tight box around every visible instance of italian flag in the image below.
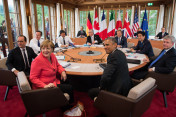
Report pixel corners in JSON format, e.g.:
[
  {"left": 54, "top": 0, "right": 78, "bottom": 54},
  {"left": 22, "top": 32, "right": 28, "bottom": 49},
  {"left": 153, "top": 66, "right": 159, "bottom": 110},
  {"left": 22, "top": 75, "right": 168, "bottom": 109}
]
[{"left": 108, "top": 11, "right": 115, "bottom": 37}]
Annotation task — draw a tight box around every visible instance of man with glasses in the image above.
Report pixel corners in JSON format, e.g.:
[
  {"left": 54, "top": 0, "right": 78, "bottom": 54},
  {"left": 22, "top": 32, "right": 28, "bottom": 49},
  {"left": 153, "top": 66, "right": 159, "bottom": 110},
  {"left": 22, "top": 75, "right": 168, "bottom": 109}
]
[
  {"left": 6, "top": 35, "right": 37, "bottom": 76},
  {"left": 86, "top": 29, "right": 102, "bottom": 45}
]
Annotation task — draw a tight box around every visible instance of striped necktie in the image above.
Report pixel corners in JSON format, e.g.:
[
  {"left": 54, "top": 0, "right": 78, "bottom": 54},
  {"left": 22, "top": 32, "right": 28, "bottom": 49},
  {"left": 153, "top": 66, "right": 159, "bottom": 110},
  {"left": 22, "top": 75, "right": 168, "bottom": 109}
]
[{"left": 148, "top": 50, "right": 166, "bottom": 68}]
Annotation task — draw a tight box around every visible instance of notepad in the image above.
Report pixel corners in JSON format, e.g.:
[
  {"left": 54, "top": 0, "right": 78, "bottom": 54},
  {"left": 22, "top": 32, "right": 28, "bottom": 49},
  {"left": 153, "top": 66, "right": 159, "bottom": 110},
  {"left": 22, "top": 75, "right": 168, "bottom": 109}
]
[
  {"left": 56, "top": 56, "right": 65, "bottom": 60},
  {"left": 59, "top": 61, "right": 71, "bottom": 68}
]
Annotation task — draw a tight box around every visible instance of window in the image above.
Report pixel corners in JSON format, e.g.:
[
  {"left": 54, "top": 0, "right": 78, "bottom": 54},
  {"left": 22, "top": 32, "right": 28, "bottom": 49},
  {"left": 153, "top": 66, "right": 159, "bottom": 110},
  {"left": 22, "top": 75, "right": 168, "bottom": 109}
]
[
  {"left": 127, "top": 9, "right": 132, "bottom": 24},
  {"left": 8, "top": 0, "right": 22, "bottom": 44},
  {"left": 0, "top": 0, "right": 5, "bottom": 26},
  {"left": 140, "top": 10, "right": 158, "bottom": 36},
  {"left": 64, "top": 9, "right": 74, "bottom": 37},
  {"left": 36, "top": 4, "right": 44, "bottom": 38},
  {"left": 148, "top": 10, "right": 158, "bottom": 36},
  {"left": 44, "top": 6, "right": 50, "bottom": 39},
  {"left": 79, "top": 10, "right": 94, "bottom": 31},
  {"left": 80, "top": 11, "right": 87, "bottom": 30}
]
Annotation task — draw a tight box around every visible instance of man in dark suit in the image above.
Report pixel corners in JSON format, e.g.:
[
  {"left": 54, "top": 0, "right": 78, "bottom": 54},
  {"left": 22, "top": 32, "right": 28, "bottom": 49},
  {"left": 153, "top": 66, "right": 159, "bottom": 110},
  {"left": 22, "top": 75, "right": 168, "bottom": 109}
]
[
  {"left": 89, "top": 37, "right": 132, "bottom": 99},
  {"left": 155, "top": 27, "right": 169, "bottom": 39},
  {"left": 77, "top": 26, "right": 87, "bottom": 37},
  {"left": 6, "top": 35, "right": 37, "bottom": 76},
  {"left": 115, "top": 30, "right": 127, "bottom": 48},
  {"left": 131, "top": 35, "right": 176, "bottom": 80},
  {"left": 131, "top": 31, "right": 154, "bottom": 58},
  {"left": 86, "top": 29, "right": 102, "bottom": 45}
]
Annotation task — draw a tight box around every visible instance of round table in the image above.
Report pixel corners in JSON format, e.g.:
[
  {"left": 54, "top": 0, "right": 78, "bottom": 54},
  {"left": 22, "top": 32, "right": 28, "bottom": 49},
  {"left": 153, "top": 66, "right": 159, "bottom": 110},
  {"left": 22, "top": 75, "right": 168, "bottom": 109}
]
[{"left": 56, "top": 46, "right": 147, "bottom": 76}]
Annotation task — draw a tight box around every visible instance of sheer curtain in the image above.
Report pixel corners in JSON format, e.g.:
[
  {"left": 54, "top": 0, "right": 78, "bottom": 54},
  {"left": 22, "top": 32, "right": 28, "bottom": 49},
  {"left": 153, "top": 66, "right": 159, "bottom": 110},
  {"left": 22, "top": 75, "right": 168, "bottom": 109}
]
[
  {"left": 56, "top": 3, "right": 61, "bottom": 38},
  {"left": 75, "top": 8, "right": 79, "bottom": 37},
  {"left": 156, "top": 5, "right": 165, "bottom": 35},
  {"left": 20, "top": 0, "right": 29, "bottom": 45}
]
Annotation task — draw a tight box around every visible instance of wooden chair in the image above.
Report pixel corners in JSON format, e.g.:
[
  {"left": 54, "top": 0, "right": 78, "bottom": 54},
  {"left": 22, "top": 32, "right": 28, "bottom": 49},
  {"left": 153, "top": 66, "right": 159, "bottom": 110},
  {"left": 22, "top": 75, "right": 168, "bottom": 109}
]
[{"left": 94, "top": 78, "right": 157, "bottom": 117}]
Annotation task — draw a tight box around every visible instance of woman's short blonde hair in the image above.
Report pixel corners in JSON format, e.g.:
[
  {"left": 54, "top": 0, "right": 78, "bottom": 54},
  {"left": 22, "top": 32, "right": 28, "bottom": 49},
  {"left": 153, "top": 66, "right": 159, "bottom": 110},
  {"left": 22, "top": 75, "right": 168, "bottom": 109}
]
[{"left": 40, "top": 40, "right": 55, "bottom": 51}]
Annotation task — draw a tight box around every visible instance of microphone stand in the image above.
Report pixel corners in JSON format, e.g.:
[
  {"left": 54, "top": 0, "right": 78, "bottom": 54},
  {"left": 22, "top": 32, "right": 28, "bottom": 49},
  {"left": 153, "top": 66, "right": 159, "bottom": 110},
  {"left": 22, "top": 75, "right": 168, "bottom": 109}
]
[
  {"left": 61, "top": 51, "right": 81, "bottom": 62},
  {"left": 93, "top": 53, "right": 106, "bottom": 63}
]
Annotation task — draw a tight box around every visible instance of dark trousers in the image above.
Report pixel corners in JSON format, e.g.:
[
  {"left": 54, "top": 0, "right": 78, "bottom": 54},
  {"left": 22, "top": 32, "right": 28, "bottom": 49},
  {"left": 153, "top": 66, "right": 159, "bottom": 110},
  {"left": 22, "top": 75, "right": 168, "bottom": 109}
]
[
  {"left": 57, "top": 84, "right": 74, "bottom": 103},
  {"left": 88, "top": 88, "right": 100, "bottom": 100}
]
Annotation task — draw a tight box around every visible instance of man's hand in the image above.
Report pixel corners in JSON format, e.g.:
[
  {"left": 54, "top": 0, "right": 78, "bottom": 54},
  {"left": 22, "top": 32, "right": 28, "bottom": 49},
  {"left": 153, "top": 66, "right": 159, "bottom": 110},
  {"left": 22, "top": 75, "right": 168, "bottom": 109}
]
[
  {"left": 148, "top": 68, "right": 153, "bottom": 72},
  {"left": 14, "top": 70, "right": 19, "bottom": 76},
  {"left": 143, "top": 58, "right": 150, "bottom": 63},
  {"left": 87, "top": 43, "right": 91, "bottom": 46},
  {"left": 61, "top": 71, "right": 67, "bottom": 81},
  {"left": 117, "top": 45, "right": 121, "bottom": 48}
]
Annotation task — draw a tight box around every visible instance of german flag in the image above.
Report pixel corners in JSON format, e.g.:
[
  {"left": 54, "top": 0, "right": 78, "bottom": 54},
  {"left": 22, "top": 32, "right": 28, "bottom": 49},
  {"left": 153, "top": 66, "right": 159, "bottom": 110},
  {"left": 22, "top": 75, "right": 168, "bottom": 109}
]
[{"left": 86, "top": 12, "right": 93, "bottom": 36}]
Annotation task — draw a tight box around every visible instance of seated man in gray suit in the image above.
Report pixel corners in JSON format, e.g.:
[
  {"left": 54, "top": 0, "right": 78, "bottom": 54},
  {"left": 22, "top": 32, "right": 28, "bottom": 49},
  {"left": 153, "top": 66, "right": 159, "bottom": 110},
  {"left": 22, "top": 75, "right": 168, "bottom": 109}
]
[{"left": 89, "top": 37, "right": 132, "bottom": 100}]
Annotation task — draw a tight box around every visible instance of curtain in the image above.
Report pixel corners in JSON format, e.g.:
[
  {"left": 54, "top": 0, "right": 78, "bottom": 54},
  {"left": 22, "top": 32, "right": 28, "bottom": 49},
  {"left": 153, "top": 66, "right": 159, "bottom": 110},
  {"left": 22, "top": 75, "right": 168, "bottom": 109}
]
[
  {"left": 156, "top": 5, "right": 165, "bottom": 35},
  {"left": 20, "top": 0, "right": 29, "bottom": 45},
  {"left": 56, "top": 3, "right": 61, "bottom": 38},
  {"left": 131, "top": 6, "right": 135, "bottom": 28},
  {"left": 75, "top": 8, "right": 79, "bottom": 37},
  {"left": 138, "top": 5, "right": 141, "bottom": 26},
  {"left": 98, "top": 7, "right": 101, "bottom": 24}
]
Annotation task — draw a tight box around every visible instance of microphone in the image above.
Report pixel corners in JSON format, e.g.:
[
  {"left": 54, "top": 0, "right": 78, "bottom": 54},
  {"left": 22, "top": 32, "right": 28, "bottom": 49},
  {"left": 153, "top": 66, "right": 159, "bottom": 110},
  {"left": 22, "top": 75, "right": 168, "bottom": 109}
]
[
  {"left": 93, "top": 53, "right": 106, "bottom": 63},
  {"left": 61, "top": 50, "right": 81, "bottom": 62}
]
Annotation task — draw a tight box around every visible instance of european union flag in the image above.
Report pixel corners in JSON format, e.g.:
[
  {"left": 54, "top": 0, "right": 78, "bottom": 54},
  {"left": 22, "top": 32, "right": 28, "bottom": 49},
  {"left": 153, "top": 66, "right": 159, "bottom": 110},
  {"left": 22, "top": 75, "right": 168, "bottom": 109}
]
[{"left": 141, "top": 9, "right": 149, "bottom": 39}]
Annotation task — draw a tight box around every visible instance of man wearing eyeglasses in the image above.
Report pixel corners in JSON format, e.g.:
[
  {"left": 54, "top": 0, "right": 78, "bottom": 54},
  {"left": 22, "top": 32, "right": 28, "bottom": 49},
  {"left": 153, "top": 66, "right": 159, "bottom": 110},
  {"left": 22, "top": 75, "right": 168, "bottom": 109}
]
[
  {"left": 86, "top": 29, "right": 102, "bottom": 45},
  {"left": 6, "top": 35, "right": 37, "bottom": 76}
]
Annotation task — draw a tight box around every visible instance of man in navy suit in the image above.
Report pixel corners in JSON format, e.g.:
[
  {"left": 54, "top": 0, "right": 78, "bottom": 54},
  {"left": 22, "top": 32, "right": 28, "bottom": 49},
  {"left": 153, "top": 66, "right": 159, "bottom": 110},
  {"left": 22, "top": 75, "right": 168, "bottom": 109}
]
[
  {"left": 131, "top": 31, "right": 154, "bottom": 58},
  {"left": 155, "top": 27, "right": 168, "bottom": 39},
  {"left": 86, "top": 29, "right": 102, "bottom": 45},
  {"left": 6, "top": 35, "right": 37, "bottom": 76},
  {"left": 131, "top": 35, "right": 176, "bottom": 80},
  {"left": 115, "top": 30, "right": 127, "bottom": 48}
]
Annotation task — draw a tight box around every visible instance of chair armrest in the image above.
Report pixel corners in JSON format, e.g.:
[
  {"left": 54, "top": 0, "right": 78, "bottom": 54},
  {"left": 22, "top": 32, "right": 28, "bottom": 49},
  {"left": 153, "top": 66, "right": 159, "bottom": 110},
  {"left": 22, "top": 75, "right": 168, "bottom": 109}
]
[
  {"left": 146, "top": 71, "right": 176, "bottom": 92},
  {"left": 94, "top": 90, "right": 134, "bottom": 117},
  {"left": 0, "top": 69, "right": 16, "bottom": 86},
  {"left": 21, "top": 87, "right": 68, "bottom": 116}
]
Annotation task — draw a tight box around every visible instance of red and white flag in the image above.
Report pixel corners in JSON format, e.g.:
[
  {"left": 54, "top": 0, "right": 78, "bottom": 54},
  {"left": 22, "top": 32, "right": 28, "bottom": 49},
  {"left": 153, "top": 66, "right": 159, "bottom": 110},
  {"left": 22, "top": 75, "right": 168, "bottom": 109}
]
[
  {"left": 99, "top": 10, "right": 107, "bottom": 40},
  {"left": 123, "top": 11, "right": 132, "bottom": 38},
  {"left": 107, "top": 11, "right": 115, "bottom": 37},
  {"left": 115, "top": 10, "right": 122, "bottom": 31},
  {"left": 93, "top": 9, "right": 100, "bottom": 35}
]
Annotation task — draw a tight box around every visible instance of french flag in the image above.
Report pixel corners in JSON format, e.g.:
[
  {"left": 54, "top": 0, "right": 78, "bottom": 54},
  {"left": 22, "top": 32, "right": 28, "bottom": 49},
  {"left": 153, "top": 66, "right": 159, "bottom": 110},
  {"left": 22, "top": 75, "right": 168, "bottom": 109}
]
[{"left": 99, "top": 10, "right": 107, "bottom": 40}]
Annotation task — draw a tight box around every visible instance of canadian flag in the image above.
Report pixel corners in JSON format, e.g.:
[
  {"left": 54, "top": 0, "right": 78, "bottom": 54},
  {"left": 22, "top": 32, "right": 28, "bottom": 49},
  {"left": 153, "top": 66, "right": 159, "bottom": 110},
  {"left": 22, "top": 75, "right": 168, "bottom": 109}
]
[
  {"left": 115, "top": 10, "right": 122, "bottom": 31},
  {"left": 123, "top": 11, "right": 132, "bottom": 38},
  {"left": 93, "top": 9, "right": 100, "bottom": 35},
  {"left": 107, "top": 11, "right": 115, "bottom": 37}
]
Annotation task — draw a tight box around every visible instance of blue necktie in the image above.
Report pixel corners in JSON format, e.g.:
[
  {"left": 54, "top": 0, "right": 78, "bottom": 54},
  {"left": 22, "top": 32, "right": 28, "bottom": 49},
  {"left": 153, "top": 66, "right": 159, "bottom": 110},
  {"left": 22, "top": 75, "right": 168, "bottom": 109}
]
[
  {"left": 38, "top": 40, "right": 40, "bottom": 47},
  {"left": 148, "top": 50, "right": 166, "bottom": 68}
]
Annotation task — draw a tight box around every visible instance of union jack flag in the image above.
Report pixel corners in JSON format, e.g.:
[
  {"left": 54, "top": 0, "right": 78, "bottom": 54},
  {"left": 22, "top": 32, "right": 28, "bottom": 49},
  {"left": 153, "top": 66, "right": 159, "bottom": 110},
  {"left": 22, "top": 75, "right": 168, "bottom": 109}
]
[{"left": 131, "top": 8, "right": 139, "bottom": 37}]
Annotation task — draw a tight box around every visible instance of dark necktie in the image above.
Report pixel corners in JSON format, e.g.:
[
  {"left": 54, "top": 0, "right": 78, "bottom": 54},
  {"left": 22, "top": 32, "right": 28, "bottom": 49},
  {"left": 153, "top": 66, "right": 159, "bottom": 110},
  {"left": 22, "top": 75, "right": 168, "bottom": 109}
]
[
  {"left": 63, "top": 37, "right": 66, "bottom": 45},
  {"left": 148, "top": 50, "right": 166, "bottom": 68},
  {"left": 23, "top": 49, "right": 29, "bottom": 69},
  {"left": 38, "top": 40, "right": 40, "bottom": 47}
]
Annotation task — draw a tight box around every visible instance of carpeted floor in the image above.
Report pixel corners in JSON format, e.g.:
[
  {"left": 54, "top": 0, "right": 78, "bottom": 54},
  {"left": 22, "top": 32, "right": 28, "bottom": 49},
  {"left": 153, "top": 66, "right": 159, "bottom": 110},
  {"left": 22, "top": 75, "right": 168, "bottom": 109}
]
[{"left": 0, "top": 86, "right": 176, "bottom": 117}]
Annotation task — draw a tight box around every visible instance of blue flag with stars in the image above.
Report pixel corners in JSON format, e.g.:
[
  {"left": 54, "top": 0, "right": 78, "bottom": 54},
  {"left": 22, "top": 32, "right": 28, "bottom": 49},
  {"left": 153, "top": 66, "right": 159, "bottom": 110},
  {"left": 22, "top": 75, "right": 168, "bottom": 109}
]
[{"left": 141, "top": 9, "right": 149, "bottom": 39}]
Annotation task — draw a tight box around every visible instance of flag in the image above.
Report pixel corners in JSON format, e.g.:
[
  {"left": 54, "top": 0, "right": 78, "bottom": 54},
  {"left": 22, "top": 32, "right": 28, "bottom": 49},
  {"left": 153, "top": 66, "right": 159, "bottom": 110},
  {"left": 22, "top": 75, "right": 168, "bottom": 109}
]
[
  {"left": 93, "top": 9, "right": 100, "bottom": 35},
  {"left": 141, "top": 9, "right": 149, "bottom": 39},
  {"left": 115, "top": 10, "right": 122, "bottom": 31},
  {"left": 107, "top": 11, "right": 115, "bottom": 37},
  {"left": 99, "top": 10, "right": 107, "bottom": 40},
  {"left": 131, "top": 8, "right": 139, "bottom": 37},
  {"left": 86, "top": 12, "right": 93, "bottom": 36},
  {"left": 123, "top": 11, "right": 132, "bottom": 38}
]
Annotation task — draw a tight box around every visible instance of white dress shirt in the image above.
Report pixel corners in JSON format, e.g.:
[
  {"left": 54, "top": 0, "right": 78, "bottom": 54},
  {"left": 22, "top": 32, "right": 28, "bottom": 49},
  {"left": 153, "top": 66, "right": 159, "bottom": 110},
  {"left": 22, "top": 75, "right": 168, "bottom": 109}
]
[
  {"left": 29, "top": 38, "right": 44, "bottom": 54},
  {"left": 57, "top": 36, "right": 73, "bottom": 47}
]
